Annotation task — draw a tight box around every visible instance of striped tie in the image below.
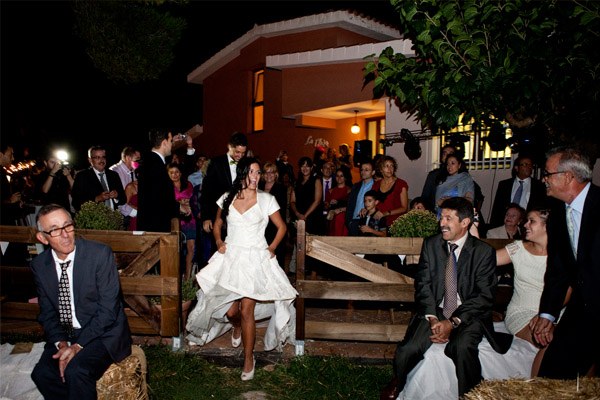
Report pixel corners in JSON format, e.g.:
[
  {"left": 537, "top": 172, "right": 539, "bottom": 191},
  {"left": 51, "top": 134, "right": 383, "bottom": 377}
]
[{"left": 443, "top": 243, "right": 459, "bottom": 319}]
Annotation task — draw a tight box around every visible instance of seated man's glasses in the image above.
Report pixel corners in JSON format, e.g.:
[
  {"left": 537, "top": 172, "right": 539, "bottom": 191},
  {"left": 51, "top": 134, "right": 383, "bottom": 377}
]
[
  {"left": 42, "top": 223, "right": 75, "bottom": 237},
  {"left": 542, "top": 170, "right": 566, "bottom": 178}
]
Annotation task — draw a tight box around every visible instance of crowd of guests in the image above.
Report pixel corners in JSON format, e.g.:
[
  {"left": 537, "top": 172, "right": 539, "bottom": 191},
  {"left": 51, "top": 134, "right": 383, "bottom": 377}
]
[{"left": 2, "top": 136, "right": 598, "bottom": 395}]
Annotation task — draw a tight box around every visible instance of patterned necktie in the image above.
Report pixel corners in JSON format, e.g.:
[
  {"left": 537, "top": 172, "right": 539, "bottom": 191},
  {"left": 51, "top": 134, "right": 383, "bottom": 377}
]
[
  {"left": 98, "top": 172, "right": 112, "bottom": 208},
  {"left": 58, "top": 261, "right": 74, "bottom": 336},
  {"left": 512, "top": 180, "right": 524, "bottom": 205},
  {"left": 443, "top": 243, "right": 459, "bottom": 319},
  {"left": 566, "top": 205, "right": 578, "bottom": 257}
]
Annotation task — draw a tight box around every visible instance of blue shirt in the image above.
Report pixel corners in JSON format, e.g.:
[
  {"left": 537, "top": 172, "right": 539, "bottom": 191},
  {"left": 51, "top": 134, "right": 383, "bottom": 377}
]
[{"left": 353, "top": 179, "right": 374, "bottom": 219}]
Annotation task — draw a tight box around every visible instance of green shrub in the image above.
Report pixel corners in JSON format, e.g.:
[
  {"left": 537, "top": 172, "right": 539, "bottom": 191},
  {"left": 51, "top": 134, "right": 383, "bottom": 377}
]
[
  {"left": 74, "top": 201, "right": 124, "bottom": 230},
  {"left": 389, "top": 209, "right": 439, "bottom": 238}
]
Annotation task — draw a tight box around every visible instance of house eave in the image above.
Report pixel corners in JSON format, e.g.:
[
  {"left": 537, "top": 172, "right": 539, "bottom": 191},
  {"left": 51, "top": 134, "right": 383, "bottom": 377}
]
[{"left": 187, "top": 10, "right": 402, "bottom": 85}]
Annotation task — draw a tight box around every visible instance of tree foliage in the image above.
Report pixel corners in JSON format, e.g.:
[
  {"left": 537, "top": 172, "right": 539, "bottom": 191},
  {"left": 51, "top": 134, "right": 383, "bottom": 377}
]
[
  {"left": 73, "top": 0, "right": 187, "bottom": 83},
  {"left": 364, "top": 0, "right": 600, "bottom": 153}
]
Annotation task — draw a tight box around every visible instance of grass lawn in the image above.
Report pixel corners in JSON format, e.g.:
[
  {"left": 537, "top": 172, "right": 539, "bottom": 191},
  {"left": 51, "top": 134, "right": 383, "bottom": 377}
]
[
  {"left": 1, "top": 332, "right": 393, "bottom": 399},
  {"left": 144, "top": 344, "right": 392, "bottom": 399}
]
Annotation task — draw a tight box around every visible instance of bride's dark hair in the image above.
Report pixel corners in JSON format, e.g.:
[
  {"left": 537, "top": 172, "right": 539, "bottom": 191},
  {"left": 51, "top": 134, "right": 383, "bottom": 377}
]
[{"left": 220, "top": 157, "right": 260, "bottom": 221}]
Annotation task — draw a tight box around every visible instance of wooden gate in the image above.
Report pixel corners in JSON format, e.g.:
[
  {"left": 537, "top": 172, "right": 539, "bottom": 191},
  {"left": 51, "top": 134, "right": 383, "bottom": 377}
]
[
  {"left": 0, "top": 221, "right": 183, "bottom": 338},
  {"left": 293, "top": 220, "right": 512, "bottom": 354}
]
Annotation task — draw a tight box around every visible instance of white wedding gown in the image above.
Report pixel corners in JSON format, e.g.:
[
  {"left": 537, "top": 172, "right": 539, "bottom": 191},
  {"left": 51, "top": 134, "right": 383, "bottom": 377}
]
[{"left": 186, "top": 191, "right": 298, "bottom": 351}]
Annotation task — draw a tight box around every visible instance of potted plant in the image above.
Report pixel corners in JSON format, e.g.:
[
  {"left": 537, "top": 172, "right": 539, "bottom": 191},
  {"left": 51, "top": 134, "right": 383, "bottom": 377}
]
[
  {"left": 389, "top": 209, "right": 439, "bottom": 267},
  {"left": 389, "top": 209, "right": 439, "bottom": 239},
  {"left": 75, "top": 201, "right": 124, "bottom": 230}
]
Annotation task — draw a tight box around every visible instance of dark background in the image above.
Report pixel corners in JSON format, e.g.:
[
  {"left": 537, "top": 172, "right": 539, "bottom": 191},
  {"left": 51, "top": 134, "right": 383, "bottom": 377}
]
[{"left": 1, "top": 1, "right": 400, "bottom": 169}]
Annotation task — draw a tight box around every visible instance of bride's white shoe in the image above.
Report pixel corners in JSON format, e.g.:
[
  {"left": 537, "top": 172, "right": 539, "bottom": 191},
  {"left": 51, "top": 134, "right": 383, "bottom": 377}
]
[
  {"left": 231, "top": 328, "right": 242, "bottom": 348},
  {"left": 241, "top": 357, "right": 255, "bottom": 381}
]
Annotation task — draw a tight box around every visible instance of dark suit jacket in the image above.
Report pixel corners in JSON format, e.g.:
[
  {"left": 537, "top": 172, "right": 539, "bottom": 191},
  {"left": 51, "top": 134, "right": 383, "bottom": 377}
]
[
  {"left": 200, "top": 154, "right": 233, "bottom": 224},
  {"left": 71, "top": 167, "right": 126, "bottom": 212},
  {"left": 137, "top": 151, "right": 179, "bottom": 232},
  {"left": 415, "top": 233, "right": 511, "bottom": 352},
  {"left": 421, "top": 167, "right": 442, "bottom": 209},
  {"left": 540, "top": 184, "right": 600, "bottom": 324},
  {"left": 31, "top": 238, "right": 132, "bottom": 362},
  {"left": 489, "top": 177, "right": 547, "bottom": 227}
]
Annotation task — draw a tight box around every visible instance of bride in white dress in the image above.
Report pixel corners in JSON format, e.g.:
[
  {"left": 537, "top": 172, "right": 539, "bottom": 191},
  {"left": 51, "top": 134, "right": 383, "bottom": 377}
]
[{"left": 185, "top": 157, "right": 298, "bottom": 380}]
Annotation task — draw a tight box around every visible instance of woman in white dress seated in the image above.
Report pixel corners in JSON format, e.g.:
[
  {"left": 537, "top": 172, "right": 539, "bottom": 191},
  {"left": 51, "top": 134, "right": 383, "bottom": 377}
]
[
  {"left": 492, "top": 207, "right": 569, "bottom": 376},
  {"left": 186, "top": 157, "right": 298, "bottom": 380}
]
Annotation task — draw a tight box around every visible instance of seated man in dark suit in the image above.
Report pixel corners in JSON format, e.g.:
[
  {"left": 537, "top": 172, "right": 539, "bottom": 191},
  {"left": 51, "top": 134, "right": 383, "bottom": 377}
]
[
  {"left": 71, "top": 146, "right": 126, "bottom": 212},
  {"left": 381, "top": 197, "right": 511, "bottom": 399},
  {"left": 31, "top": 204, "right": 132, "bottom": 399}
]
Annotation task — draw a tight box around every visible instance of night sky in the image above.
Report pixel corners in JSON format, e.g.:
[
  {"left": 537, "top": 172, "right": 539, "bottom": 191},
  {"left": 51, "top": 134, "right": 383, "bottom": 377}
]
[{"left": 1, "top": 0, "right": 399, "bottom": 169}]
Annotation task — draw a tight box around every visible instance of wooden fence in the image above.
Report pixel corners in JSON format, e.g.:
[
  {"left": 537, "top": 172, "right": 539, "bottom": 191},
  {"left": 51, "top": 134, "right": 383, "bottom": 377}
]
[
  {"left": 293, "top": 220, "right": 512, "bottom": 354},
  {"left": 0, "top": 221, "right": 183, "bottom": 338}
]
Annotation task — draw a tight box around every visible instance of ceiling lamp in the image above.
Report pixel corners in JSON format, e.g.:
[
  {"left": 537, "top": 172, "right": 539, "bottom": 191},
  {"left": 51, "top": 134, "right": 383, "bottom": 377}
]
[{"left": 351, "top": 110, "right": 360, "bottom": 134}]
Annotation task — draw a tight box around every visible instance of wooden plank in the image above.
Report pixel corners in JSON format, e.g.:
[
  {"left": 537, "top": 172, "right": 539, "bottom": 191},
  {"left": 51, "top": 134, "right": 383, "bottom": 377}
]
[
  {"left": 123, "top": 310, "right": 161, "bottom": 334},
  {"left": 124, "top": 295, "right": 161, "bottom": 333},
  {"left": 159, "top": 234, "right": 180, "bottom": 337},
  {"left": 483, "top": 239, "right": 513, "bottom": 250},
  {"left": 296, "top": 221, "right": 306, "bottom": 340},
  {"left": 316, "top": 236, "right": 424, "bottom": 255},
  {"left": 0, "top": 226, "right": 38, "bottom": 243},
  {"left": 307, "top": 237, "right": 408, "bottom": 283},
  {"left": 120, "top": 241, "right": 160, "bottom": 277},
  {"left": 1, "top": 302, "right": 39, "bottom": 319},
  {"left": 297, "top": 280, "right": 415, "bottom": 302},
  {"left": 76, "top": 230, "right": 165, "bottom": 252},
  {"left": 119, "top": 276, "right": 178, "bottom": 296},
  {"left": 305, "top": 321, "right": 407, "bottom": 342}
]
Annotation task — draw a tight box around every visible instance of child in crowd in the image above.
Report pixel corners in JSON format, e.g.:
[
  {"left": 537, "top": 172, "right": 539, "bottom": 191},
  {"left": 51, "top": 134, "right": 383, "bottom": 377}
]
[{"left": 358, "top": 190, "right": 387, "bottom": 237}]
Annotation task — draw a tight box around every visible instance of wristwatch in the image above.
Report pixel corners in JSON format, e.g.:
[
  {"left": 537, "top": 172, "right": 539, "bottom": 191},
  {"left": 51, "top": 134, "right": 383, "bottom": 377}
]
[{"left": 450, "top": 317, "right": 460, "bottom": 329}]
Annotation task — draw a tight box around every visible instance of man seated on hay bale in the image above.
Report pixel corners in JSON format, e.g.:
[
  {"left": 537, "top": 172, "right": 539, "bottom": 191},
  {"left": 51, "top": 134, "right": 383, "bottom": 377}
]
[
  {"left": 529, "top": 146, "right": 599, "bottom": 379},
  {"left": 30, "top": 203, "right": 133, "bottom": 399},
  {"left": 380, "top": 197, "right": 512, "bottom": 400}
]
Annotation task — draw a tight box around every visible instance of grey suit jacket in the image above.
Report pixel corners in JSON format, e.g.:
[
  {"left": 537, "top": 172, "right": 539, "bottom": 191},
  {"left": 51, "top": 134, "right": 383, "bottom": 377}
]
[
  {"left": 31, "top": 238, "right": 132, "bottom": 362},
  {"left": 415, "top": 233, "right": 511, "bottom": 352}
]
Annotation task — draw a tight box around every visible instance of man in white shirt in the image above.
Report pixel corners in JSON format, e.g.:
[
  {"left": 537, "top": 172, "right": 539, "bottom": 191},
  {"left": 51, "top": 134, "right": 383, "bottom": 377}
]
[
  {"left": 489, "top": 155, "right": 547, "bottom": 227},
  {"left": 109, "top": 147, "right": 140, "bottom": 190}
]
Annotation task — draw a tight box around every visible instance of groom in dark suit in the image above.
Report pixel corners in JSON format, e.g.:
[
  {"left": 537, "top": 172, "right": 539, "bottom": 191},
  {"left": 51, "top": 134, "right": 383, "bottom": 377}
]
[
  {"left": 31, "top": 204, "right": 131, "bottom": 399},
  {"left": 200, "top": 131, "right": 247, "bottom": 235},
  {"left": 381, "top": 197, "right": 511, "bottom": 399},
  {"left": 529, "top": 146, "right": 599, "bottom": 379}
]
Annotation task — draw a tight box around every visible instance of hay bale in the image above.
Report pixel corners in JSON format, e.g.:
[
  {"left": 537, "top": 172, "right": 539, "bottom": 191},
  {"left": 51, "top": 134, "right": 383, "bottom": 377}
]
[
  {"left": 97, "top": 345, "right": 148, "bottom": 400},
  {"left": 465, "top": 377, "right": 600, "bottom": 400}
]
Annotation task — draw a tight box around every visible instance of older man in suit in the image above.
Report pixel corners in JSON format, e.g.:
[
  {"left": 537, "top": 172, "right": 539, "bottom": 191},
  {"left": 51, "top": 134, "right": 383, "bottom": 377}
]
[
  {"left": 200, "top": 131, "right": 248, "bottom": 234},
  {"left": 380, "top": 197, "right": 511, "bottom": 399},
  {"left": 489, "top": 155, "right": 547, "bottom": 228},
  {"left": 529, "top": 147, "right": 599, "bottom": 379},
  {"left": 137, "top": 130, "right": 190, "bottom": 232},
  {"left": 30, "top": 204, "right": 132, "bottom": 399},
  {"left": 71, "top": 146, "right": 126, "bottom": 212}
]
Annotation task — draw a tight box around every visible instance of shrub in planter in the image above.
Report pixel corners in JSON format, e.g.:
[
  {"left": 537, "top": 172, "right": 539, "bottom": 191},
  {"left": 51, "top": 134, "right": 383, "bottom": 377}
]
[
  {"left": 75, "top": 201, "right": 124, "bottom": 230},
  {"left": 389, "top": 209, "right": 439, "bottom": 239}
]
